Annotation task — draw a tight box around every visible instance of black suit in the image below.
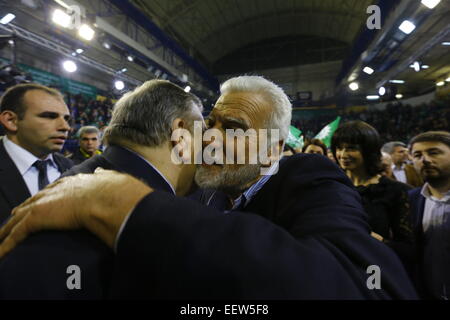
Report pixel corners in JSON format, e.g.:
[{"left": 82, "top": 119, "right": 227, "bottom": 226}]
[
  {"left": 0, "top": 140, "right": 73, "bottom": 223},
  {"left": 0, "top": 145, "right": 173, "bottom": 299},
  {"left": 109, "top": 154, "right": 418, "bottom": 299}
]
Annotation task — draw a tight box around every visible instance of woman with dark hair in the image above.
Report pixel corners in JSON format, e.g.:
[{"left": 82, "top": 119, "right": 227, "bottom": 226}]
[
  {"left": 331, "top": 120, "right": 412, "bottom": 243},
  {"left": 302, "top": 138, "right": 327, "bottom": 155}
]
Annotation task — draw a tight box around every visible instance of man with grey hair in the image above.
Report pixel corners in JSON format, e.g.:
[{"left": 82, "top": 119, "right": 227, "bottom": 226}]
[
  {"left": 68, "top": 126, "right": 102, "bottom": 165},
  {"left": 0, "top": 76, "right": 417, "bottom": 299},
  {"left": 382, "top": 141, "right": 423, "bottom": 187}
]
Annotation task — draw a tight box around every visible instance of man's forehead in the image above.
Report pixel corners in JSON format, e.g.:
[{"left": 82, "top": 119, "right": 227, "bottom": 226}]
[
  {"left": 213, "top": 91, "right": 271, "bottom": 117},
  {"left": 24, "top": 90, "right": 69, "bottom": 114},
  {"left": 412, "top": 141, "right": 449, "bottom": 151}
]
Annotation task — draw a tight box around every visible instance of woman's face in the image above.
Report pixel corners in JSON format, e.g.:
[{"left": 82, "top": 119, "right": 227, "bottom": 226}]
[
  {"left": 335, "top": 143, "right": 364, "bottom": 171},
  {"left": 304, "top": 144, "right": 324, "bottom": 155}
]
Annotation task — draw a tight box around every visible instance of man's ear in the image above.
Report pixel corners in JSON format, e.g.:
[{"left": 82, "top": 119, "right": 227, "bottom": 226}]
[
  {"left": 0, "top": 111, "right": 19, "bottom": 133},
  {"left": 171, "top": 118, "right": 185, "bottom": 131},
  {"left": 261, "top": 140, "right": 284, "bottom": 168}
]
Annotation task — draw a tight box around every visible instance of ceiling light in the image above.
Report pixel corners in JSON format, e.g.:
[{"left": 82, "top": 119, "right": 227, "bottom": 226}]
[
  {"left": 378, "top": 87, "right": 386, "bottom": 96},
  {"left": 0, "top": 13, "right": 16, "bottom": 25},
  {"left": 52, "top": 9, "right": 71, "bottom": 28},
  {"left": 445, "top": 77, "right": 450, "bottom": 82},
  {"left": 442, "top": 42, "right": 450, "bottom": 46},
  {"left": 184, "top": 86, "right": 191, "bottom": 93},
  {"left": 349, "top": 82, "right": 359, "bottom": 91},
  {"left": 127, "top": 55, "right": 134, "bottom": 62},
  {"left": 413, "top": 61, "right": 420, "bottom": 72},
  {"left": 399, "top": 20, "right": 416, "bottom": 34},
  {"left": 71, "top": 52, "right": 77, "bottom": 56},
  {"left": 366, "top": 95, "right": 380, "bottom": 100},
  {"left": 114, "top": 80, "right": 125, "bottom": 90},
  {"left": 421, "top": 65, "right": 429, "bottom": 69},
  {"left": 78, "top": 24, "right": 95, "bottom": 41},
  {"left": 103, "top": 42, "right": 111, "bottom": 49},
  {"left": 120, "top": 68, "right": 127, "bottom": 73},
  {"left": 363, "top": 67, "right": 374, "bottom": 75},
  {"left": 436, "top": 81, "right": 445, "bottom": 86},
  {"left": 8, "top": 40, "right": 14, "bottom": 45},
  {"left": 76, "top": 48, "right": 84, "bottom": 54},
  {"left": 389, "top": 80, "right": 405, "bottom": 84},
  {"left": 421, "top": 0, "right": 441, "bottom": 9},
  {"left": 62, "top": 60, "right": 77, "bottom": 73},
  {"left": 395, "top": 94, "right": 403, "bottom": 99}
]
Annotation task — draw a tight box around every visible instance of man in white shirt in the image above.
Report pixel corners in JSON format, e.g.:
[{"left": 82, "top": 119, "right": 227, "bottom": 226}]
[
  {"left": 0, "top": 83, "right": 73, "bottom": 222},
  {"left": 382, "top": 141, "right": 423, "bottom": 187},
  {"left": 408, "top": 131, "right": 450, "bottom": 299}
]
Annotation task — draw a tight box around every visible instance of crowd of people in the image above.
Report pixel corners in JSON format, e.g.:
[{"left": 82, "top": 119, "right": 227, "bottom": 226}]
[
  {"left": 0, "top": 77, "right": 449, "bottom": 300},
  {"left": 292, "top": 99, "right": 450, "bottom": 144}
]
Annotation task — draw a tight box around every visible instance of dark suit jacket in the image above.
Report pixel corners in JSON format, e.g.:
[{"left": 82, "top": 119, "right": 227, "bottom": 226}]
[
  {"left": 0, "top": 141, "right": 73, "bottom": 223},
  {"left": 0, "top": 145, "right": 173, "bottom": 299},
  {"left": 110, "top": 154, "right": 418, "bottom": 299}
]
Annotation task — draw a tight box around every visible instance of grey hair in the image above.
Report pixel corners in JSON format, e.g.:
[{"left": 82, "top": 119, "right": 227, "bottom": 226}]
[
  {"left": 77, "top": 126, "right": 100, "bottom": 139},
  {"left": 103, "top": 79, "right": 203, "bottom": 147},
  {"left": 220, "top": 76, "right": 292, "bottom": 141},
  {"left": 381, "top": 141, "right": 406, "bottom": 154}
]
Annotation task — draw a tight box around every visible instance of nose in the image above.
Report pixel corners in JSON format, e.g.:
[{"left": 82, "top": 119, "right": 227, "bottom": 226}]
[{"left": 58, "top": 117, "right": 70, "bottom": 132}]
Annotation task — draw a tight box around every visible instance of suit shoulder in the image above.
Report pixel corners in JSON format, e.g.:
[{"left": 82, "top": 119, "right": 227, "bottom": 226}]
[{"left": 62, "top": 155, "right": 110, "bottom": 177}]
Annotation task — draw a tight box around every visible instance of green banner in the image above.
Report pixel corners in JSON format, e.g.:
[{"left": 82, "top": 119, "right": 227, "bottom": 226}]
[
  {"left": 314, "top": 116, "right": 341, "bottom": 148},
  {"left": 286, "top": 125, "right": 304, "bottom": 149}
]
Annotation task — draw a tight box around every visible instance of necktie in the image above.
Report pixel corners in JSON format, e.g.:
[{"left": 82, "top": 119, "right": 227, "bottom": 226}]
[{"left": 33, "top": 160, "right": 51, "bottom": 191}]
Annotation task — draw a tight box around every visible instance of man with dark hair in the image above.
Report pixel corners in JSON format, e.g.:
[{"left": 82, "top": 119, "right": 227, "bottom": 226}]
[
  {"left": 0, "top": 83, "right": 73, "bottom": 222},
  {"left": 68, "top": 126, "right": 102, "bottom": 165},
  {"left": 408, "top": 131, "right": 450, "bottom": 299},
  {"left": 382, "top": 141, "right": 423, "bottom": 187}
]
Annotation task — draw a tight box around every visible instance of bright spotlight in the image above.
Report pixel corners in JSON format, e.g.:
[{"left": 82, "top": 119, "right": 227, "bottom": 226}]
[
  {"left": 114, "top": 80, "right": 125, "bottom": 90},
  {"left": 363, "top": 67, "right": 374, "bottom": 75},
  {"left": 389, "top": 80, "right": 405, "bottom": 84},
  {"left": 446, "top": 77, "right": 450, "bottom": 82},
  {"left": 78, "top": 24, "right": 95, "bottom": 41},
  {"left": 442, "top": 42, "right": 450, "bottom": 46},
  {"left": 0, "top": 13, "right": 16, "bottom": 25},
  {"left": 399, "top": 20, "right": 416, "bottom": 34},
  {"left": 127, "top": 55, "right": 134, "bottom": 62},
  {"left": 184, "top": 86, "right": 191, "bottom": 93},
  {"left": 103, "top": 42, "right": 111, "bottom": 49},
  {"left": 76, "top": 48, "right": 84, "bottom": 54},
  {"left": 396, "top": 94, "right": 403, "bottom": 99},
  {"left": 349, "top": 82, "right": 359, "bottom": 91},
  {"left": 413, "top": 61, "right": 420, "bottom": 72},
  {"left": 421, "top": 0, "right": 441, "bottom": 9},
  {"left": 436, "top": 81, "right": 445, "bottom": 87},
  {"left": 8, "top": 40, "right": 14, "bottom": 45},
  {"left": 120, "top": 68, "right": 127, "bottom": 73},
  {"left": 421, "top": 65, "right": 429, "bottom": 69},
  {"left": 52, "top": 9, "right": 71, "bottom": 28},
  {"left": 366, "top": 95, "right": 380, "bottom": 100},
  {"left": 62, "top": 60, "right": 77, "bottom": 73},
  {"left": 378, "top": 87, "right": 386, "bottom": 96}
]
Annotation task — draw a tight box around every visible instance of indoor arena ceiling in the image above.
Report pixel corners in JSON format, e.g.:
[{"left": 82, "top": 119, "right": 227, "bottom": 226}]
[{"left": 131, "top": 0, "right": 374, "bottom": 73}]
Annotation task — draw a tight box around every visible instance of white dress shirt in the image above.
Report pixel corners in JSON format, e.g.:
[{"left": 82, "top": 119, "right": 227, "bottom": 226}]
[
  {"left": 2, "top": 136, "right": 61, "bottom": 196},
  {"left": 392, "top": 163, "right": 407, "bottom": 184},
  {"left": 420, "top": 183, "right": 450, "bottom": 233}
]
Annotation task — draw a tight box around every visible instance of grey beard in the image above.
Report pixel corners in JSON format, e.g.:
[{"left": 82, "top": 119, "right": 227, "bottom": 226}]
[{"left": 195, "top": 164, "right": 261, "bottom": 195}]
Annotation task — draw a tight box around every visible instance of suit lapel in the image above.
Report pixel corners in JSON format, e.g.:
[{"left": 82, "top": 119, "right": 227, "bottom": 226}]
[{"left": 0, "top": 143, "right": 31, "bottom": 209}]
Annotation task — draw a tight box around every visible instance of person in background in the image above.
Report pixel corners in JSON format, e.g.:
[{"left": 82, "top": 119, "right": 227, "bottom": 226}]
[
  {"left": 382, "top": 141, "right": 423, "bottom": 188},
  {"left": 331, "top": 120, "right": 413, "bottom": 243},
  {"left": 68, "top": 126, "right": 102, "bottom": 165},
  {"left": 381, "top": 152, "right": 394, "bottom": 179},
  {"left": 408, "top": 131, "right": 450, "bottom": 300},
  {"left": 0, "top": 83, "right": 73, "bottom": 223},
  {"left": 302, "top": 138, "right": 327, "bottom": 155}
]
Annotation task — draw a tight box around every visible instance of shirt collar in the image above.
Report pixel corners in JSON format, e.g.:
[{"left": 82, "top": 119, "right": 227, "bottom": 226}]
[
  {"left": 3, "top": 136, "right": 56, "bottom": 175},
  {"left": 232, "top": 161, "right": 279, "bottom": 210},
  {"left": 392, "top": 163, "right": 405, "bottom": 171},
  {"left": 421, "top": 183, "right": 450, "bottom": 203}
]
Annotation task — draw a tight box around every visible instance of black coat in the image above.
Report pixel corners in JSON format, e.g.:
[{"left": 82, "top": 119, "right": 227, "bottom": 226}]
[
  {"left": 109, "top": 154, "right": 418, "bottom": 299},
  {"left": 0, "top": 145, "right": 173, "bottom": 299},
  {"left": 0, "top": 141, "right": 73, "bottom": 223}
]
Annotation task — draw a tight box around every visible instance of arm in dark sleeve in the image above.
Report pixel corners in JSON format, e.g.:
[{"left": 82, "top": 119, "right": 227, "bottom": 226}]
[{"left": 109, "top": 190, "right": 418, "bottom": 300}]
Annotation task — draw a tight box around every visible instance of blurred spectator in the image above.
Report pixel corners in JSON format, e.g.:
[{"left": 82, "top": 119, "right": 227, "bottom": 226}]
[
  {"left": 382, "top": 141, "right": 423, "bottom": 188},
  {"left": 302, "top": 138, "right": 327, "bottom": 155},
  {"left": 67, "top": 125, "right": 102, "bottom": 165}
]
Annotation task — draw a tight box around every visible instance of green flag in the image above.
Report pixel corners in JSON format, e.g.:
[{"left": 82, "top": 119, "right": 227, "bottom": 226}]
[
  {"left": 286, "top": 125, "right": 304, "bottom": 149},
  {"left": 314, "top": 116, "right": 341, "bottom": 148}
]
